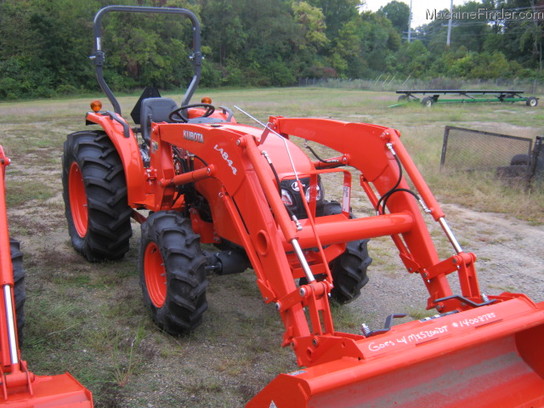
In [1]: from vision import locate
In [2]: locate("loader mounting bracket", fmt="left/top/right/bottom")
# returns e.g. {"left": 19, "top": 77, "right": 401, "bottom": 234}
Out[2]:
{"left": 434, "top": 294, "right": 498, "bottom": 309}
{"left": 362, "top": 313, "right": 407, "bottom": 337}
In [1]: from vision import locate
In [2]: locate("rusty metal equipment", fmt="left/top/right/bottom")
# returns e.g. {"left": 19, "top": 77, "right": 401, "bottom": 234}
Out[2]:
{"left": 441, "top": 126, "right": 544, "bottom": 185}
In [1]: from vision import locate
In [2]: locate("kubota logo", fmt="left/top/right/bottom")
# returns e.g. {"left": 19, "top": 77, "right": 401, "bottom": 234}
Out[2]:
{"left": 183, "top": 130, "right": 204, "bottom": 143}
{"left": 214, "top": 144, "right": 237, "bottom": 175}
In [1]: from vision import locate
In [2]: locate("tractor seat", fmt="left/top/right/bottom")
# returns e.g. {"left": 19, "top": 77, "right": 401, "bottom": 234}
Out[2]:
{"left": 140, "top": 97, "right": 178, "bottom": 143}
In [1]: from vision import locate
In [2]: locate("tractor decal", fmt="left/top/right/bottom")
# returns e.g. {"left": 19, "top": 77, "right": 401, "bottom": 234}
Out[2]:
{"left": 214, "top": 144, "right": 238, "bottom": 175}
{"left": 183, "top": 130, "right": 204, "bottom": 143}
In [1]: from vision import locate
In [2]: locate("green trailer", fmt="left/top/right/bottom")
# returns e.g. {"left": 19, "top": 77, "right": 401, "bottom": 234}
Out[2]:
{"left": 394, "top": 89, "right": 539, "bottom": 107}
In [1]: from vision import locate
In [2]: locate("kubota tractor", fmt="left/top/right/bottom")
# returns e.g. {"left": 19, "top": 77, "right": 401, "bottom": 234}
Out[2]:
{"left": 0, "top": 145, "right": 93, "bottom": 407}
{"left": 63, "top": 5, "right": 544, "bottom": 407}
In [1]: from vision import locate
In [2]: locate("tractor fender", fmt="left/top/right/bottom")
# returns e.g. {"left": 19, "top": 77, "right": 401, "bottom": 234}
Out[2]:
{"left": 85, "top": 111, "right": 148, "bottom": 206}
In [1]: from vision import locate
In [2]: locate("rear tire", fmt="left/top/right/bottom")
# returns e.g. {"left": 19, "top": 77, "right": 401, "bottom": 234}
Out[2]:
{"left": 62, "top": 130, "right": 132, "bottom": 261}
{"left": 139, "top": 211, "right": 208, "bottom": 335}
{"left": 10, "top": 239, "right": 25, "bottom": 345}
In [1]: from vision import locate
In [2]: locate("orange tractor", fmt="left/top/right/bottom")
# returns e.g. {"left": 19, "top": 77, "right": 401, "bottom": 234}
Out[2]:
{"left": 63, "top": 5, "right": 544, "bottom": 407}
{"left": 0, "top": 145, "right": 93, "bottom": 407}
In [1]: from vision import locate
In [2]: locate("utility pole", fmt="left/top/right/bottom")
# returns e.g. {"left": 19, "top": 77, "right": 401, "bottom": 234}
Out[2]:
{"left": 530, "top": 0, "right": 542, "bottom": 72}
{"left": 407, "top": 0, "right": 412, "bottom": 43}
{"left": 446, "top": 0, "right": 453, "bottom": 46}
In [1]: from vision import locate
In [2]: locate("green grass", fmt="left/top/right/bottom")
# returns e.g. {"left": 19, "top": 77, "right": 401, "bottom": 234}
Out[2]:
{"left": 1, "top": 87, "right": 542, "bottom": 407}
{"left": 5, "top": 179, "right": 55, "bottom": 206}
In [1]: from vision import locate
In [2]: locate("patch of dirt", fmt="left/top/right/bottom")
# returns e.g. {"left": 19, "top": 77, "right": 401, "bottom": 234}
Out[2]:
{"left": 2, "top": 98, "right": 542, "bottom": 407}
{"left": 443, "top": 203, "right": 544, "bottom": 301}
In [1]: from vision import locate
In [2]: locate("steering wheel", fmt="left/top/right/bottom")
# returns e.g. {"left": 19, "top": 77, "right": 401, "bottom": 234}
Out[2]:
{"left": 169, "top": 103, "right": 215, "bottom": 123}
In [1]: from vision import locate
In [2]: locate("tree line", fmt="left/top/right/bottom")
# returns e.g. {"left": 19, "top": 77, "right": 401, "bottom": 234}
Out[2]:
{"left": 0, "top": 0, "right": 542, "bottom": 99}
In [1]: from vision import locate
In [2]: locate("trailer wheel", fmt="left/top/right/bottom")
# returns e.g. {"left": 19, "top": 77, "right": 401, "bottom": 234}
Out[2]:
{"left": 316, "top": 201, "right": 372, "bottom": 304}
{"left": 526, "top": 97, "right": 538, "bottom": 107}
{"left": 139, "top": 211, "right": 208, "bottom": 335}
{"left": 10, "top": 239, "right": 25, "bottom": 345}
{"left": 421, "top": 96, "right": 434, "bottom": 107}
{"left": 62, "top": 130, "right": 132, "bottom": 261}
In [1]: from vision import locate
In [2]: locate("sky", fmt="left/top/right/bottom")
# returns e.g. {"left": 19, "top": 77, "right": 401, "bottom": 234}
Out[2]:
{"left": 361, "top": 0, "right": 468, "bottom": 28}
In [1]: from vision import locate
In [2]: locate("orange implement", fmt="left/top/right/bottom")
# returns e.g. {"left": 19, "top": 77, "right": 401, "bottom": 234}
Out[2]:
{"left": 248, "top": 295, "right": 544, "bottom": 408}
{"left": 0, "top": 146, "right": 93, "bottom": 407}
{"left": 0, "top": 370, "right": 93, "bottom": 407}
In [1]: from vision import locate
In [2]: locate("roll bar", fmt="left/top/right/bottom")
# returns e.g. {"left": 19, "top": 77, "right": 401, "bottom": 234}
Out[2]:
{"left": 91, "top": 5, "right": 202, "bottom": 115}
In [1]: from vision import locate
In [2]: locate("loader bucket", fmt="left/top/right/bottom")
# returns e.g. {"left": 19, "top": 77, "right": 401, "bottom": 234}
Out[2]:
{"left": 1, "top": 371, "right": 93, "bottom": 407}
{"left": 247, "top": 296, "right": 544, "bottom": 408}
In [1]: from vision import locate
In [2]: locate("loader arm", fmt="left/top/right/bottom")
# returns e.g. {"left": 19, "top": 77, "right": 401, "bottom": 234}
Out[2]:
{"left": 268, "top": 117, "right": 474, "bottom": 311}
{"left": 149, "top": 117, "right": 544, "bottom": 407}
{"left": 152, "top": 117, "right": 480, "bottom": 359}
{"left": 0, "top": 146, "right": 93, "bottom": 406}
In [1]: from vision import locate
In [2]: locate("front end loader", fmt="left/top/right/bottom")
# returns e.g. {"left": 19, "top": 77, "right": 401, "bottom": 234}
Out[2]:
{"left": 63, "top": 5, "right": 544, "bottom": 407}
{"left": 0, "top": 145, "right": 93, "bottom": 407}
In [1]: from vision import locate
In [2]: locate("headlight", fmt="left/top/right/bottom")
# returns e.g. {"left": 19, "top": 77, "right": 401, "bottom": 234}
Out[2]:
{"left": 281, "top": 189, "right": 294, "bottom": 206}
{"left": 305, "top": 183, "right": 322, "bottom": 202}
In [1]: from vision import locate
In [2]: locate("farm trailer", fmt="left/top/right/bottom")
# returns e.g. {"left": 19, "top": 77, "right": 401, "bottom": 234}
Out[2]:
{"left": 395, "top": 89, "right": 539, "bottom": 107}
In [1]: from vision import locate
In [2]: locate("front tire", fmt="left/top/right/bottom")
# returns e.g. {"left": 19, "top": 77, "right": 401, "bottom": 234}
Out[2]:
{"left": 62, "top": 130, "right": 132, "bottom": 261}
{"left": 139, "top": 211, "right": 208, "bottom": 335}
{"left": 329, "top": 240, "right": 371, "bottom": 304}
{"left": 316, "top": 201, "right": 372, "bottom": 304}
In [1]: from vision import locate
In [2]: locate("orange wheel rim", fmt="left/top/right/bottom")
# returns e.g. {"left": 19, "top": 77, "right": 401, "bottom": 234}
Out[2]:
{"left": 144, "top": 242, "right": 166, "bottom": 308}
{"left": 68, "top": 162, "right": 88, "bottom": 237}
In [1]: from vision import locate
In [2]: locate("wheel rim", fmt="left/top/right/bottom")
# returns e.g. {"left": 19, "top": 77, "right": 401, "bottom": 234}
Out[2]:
{"left": 68, "top": 162, "right": 88, "bottom": 237}
{"left": 144, "top": 242, "right": 167, "bottom": 308}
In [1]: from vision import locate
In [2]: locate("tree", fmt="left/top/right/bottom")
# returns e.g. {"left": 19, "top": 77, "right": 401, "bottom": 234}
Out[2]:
{"left": 199, "top": 0, "right": 247, "bottom": 68}
{"left": 0, "top": 0, "right": 99, "bottom": 98}
{"left": 329, "top": 11, "right": 401, "bottom": 78}
{"left": 0, "top": 0, "right": 543, "bottom": 99}
{"left": 449, "top": 1, "right": 492, "bottom": 52}
{"left": 378, "top": 1, "right": 410, "bottom": 37}
{"left": 307, "top": 0, "right": 362, "bottom": 38}
{"left": 291, "top": 1, "right": 329, "bottom": 51}
{"left": 101, "top": 0, "right": 197, "bottom": 90}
